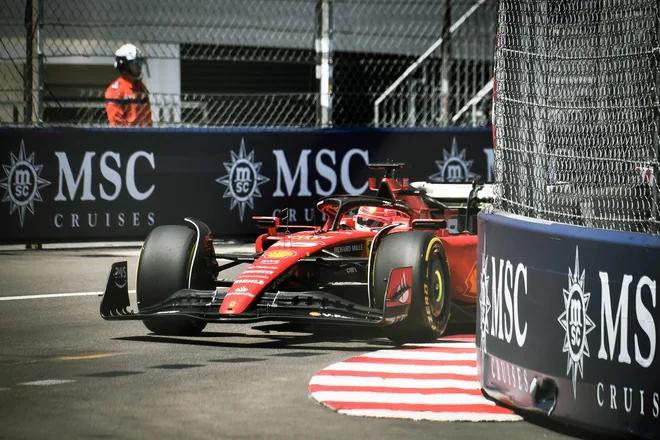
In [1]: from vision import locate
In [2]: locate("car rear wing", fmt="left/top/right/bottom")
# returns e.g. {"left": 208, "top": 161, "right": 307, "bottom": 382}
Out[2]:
{"left": 409, "top": 181, "right": 494, "bottom": 205}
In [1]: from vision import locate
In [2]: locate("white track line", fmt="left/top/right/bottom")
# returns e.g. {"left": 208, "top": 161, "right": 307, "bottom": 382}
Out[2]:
{"left": 339, "top": 409, "right": 522, "bottom": 422}
{"left": 18, "top": 380, "right": 76, "bottom": 386}
{"left": 0, "top": 291, "right": 135, "bottom": 301}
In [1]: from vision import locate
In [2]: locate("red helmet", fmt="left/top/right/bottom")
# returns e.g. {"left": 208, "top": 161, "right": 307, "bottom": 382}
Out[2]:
{"left": 355, "top": 206, "right": 408, "bottom": 231}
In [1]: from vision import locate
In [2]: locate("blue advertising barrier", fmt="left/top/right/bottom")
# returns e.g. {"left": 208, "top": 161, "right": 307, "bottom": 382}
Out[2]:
{"left": 476, "top": 209, "right": 660, "bottom": 439}
{"left": 0, "top": 127, "right": 494, "bottom": 243}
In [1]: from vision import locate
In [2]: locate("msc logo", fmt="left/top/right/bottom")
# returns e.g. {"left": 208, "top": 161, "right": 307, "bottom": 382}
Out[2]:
{"left": 263, "top": 250, "right": 296, "bottom": 259}
{"left": 215, "top": 138, "right": 270, "bottom": 221}
{"left": 558, "top": 246, "right": 596, "bottom": 399}
{"left": 429, "top": 137, "right": 480, "bottom": 183}
{"left": 0, "top": 139, "right": 51, "bottom": 227}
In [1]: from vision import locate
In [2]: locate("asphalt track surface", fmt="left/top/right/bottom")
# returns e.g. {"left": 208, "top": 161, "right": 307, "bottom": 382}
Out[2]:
{"left": 0, "top": 241, "right": 613, "bottom": 440}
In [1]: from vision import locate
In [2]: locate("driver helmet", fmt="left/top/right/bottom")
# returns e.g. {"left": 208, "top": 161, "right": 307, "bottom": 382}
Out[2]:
{"left": 114, "top": 43, "right": 146, "bottom": 80}
{"left": 355, "top": 206, "right": 407, "bottom": 231}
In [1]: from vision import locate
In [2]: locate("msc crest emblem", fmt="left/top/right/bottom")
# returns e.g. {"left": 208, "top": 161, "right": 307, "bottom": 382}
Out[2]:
{"left": 0, "top": 139, "right": 51, "bottom": 227}
{"left": 216, "top": 138, "right": 270, "bottom": 222}
{"left": 429, "top": 137, "right": 480, "bottom": 183}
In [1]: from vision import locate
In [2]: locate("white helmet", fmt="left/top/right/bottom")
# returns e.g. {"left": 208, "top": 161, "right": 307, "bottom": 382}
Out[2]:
{"left": 114, "top": 43, "right": 145, "bottom": 71}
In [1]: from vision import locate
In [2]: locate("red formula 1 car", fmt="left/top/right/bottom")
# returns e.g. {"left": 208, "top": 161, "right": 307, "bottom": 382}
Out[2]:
{"left": 100, "top": 163, "right": 492, "bottom": 343}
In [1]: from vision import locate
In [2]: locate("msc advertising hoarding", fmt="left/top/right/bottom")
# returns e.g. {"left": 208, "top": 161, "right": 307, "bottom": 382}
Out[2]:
{"left": 476, "top": 210, "right": 660, "bottom": 439}
{"left": 0, "top": 127, "right": 494, "bottom": 242}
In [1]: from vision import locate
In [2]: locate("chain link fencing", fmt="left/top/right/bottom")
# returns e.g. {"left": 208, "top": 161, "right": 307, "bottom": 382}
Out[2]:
{"left": 0, "top": 0, "right": 496, "bottom": 128}
{"left": 366, "top": 0, "right": 497, "bottom": 128}
{"left": 493, "top": 0, "right": 660, "bottom": 234}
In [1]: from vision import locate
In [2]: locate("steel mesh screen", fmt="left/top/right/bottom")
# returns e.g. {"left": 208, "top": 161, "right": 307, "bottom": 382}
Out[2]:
{"left": 1, "top": 0, "right": 496, "bottom": 128}
{"left": 493, "top": 0, "right": 660, "bottom": 234}
{"left": 365, "top": 0, "right": 497, "bottom": 128}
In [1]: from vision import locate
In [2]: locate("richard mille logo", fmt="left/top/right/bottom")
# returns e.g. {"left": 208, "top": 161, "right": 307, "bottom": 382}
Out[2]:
{"left": 0, "top": 140, "right": 51, "bottom": 227}
{"left": 429, "top": 137, "right": 480, "bottom": 183}
{"left": 215, "top": 138, "right": 270, "bottom": 221}
{"left": 558, "top": 246, "right": 596, "bottom": 399}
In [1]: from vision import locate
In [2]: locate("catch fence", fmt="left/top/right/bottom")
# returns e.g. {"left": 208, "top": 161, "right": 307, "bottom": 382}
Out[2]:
{"left": 493, "top": 0, "right": 660, "bottom": 234}
{"left": 0, "top": 0, "right": 496, "bottom": 128}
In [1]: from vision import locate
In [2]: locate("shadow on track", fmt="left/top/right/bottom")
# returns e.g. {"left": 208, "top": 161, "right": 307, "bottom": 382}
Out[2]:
{"left": 115, "top": 321, "right": 479, "bottom": 352}
{"left": 113, "top": 320, "right": 630, "bottom": 440}
{"left": 511, "top": 411, "right": 632, "bottom": 440}
{"left": 116, "top": 324, "right": 392, "bottom": 352}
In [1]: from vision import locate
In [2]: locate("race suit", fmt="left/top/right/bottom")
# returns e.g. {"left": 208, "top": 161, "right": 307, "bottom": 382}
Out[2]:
{"left": 104, "top": 76, "right": 153, "bottom": 127}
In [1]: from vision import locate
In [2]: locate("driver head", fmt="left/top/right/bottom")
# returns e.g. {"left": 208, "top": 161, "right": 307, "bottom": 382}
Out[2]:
{"left": 355, "top": 206, "right": 408, "bottom": 231}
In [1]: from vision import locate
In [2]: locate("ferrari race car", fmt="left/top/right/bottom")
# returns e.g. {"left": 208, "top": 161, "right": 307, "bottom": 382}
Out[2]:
{"left": 100, "top": 163, "right": 493, "bottom": 343}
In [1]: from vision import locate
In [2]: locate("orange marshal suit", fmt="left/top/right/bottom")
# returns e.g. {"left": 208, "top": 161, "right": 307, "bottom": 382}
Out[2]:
{"left": 104, "top": 77, "right": 153, "bottom": 127}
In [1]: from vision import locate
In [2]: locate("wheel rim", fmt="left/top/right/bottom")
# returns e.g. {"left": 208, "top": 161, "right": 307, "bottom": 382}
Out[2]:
{"left": 429, "top": 254, "right": 445, "bottom": 318}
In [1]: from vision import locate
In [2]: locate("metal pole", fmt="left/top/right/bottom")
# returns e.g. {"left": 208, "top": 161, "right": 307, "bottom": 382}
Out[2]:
{"left": 440, "top": 0, "right": 452, "bottom": 126}
{"left": 316, "top": 0, "right": 333, "bottom": 127}
{"left": 35, "top": 0, "right": 43, "bottom": 124}
{"left": 24, "top": 0, "right": 33, "bottom": 124}
{"left": 407, "top": 77, "right": 416, "bottom": 127}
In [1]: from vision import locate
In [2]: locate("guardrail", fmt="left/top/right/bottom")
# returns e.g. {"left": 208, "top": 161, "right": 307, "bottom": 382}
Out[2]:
{"left": 476, "top": 209, "right": 660, "bottom": 439}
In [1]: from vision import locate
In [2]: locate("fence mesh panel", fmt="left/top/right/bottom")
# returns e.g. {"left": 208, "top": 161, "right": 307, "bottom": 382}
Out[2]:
{"left": 0, "top": 0, "right": 497, "bottom": 128}
{"left": 493, "top": 0, "right": 660, "bottom": 234}
{"left": 362, "top": 0, "right": 498, "bottom": 128}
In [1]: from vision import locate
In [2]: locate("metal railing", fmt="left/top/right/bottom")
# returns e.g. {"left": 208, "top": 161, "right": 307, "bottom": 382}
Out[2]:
{"left": 373, "top": 0, "right": 492, "bottom": 127}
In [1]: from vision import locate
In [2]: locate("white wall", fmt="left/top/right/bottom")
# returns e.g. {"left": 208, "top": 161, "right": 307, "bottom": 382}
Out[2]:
{"left": 142, "top": 44, "right": 181, "bottom": 124}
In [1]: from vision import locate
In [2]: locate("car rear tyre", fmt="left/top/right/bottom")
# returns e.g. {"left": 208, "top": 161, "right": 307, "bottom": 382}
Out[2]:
{"left": 373, "top": 231, "right": 451, "bottom": 344}
{"left": 137, "top": 225, "right": 210, "bottom": 336}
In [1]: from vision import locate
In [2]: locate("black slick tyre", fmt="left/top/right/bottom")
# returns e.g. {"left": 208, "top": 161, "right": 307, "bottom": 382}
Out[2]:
{"left": 137, "top": 225, "right": 209, "bottom": 336}
{"left": 373, "top": 231, "right": 451, "bottom": 344}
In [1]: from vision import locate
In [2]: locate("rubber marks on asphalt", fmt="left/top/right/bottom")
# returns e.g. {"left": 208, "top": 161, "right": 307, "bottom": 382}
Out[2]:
{"left": 309, "top": 335, "right": 522, "bottom": 422}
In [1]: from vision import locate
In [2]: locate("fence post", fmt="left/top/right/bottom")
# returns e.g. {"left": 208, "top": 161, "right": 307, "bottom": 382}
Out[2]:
{"left": 440, "top": 0, "right": 452, "bottom": 126}
{"left": 23, "top": 0, "right": 41, "bottom": 125}
{"left": 36, "top": 0, "right": 43, "bottom": 124}
{"left": 316, "top": 0, "right": 333, "bottom": 127}
{"left": 23, "top": 0, "right": 33, "bottom": 124}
